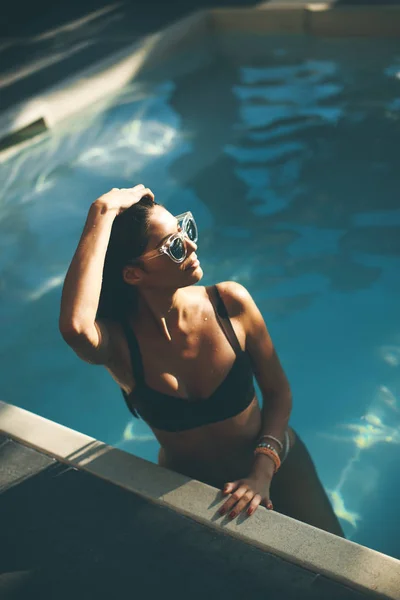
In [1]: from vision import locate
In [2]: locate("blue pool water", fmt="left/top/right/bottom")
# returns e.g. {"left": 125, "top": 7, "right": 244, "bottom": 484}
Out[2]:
{"left": 1, "top": 34, "right": 400, "bottom": 557}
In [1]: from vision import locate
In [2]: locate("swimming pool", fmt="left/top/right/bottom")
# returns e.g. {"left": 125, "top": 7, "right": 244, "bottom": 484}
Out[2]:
{"left": 1, "top": 32, "right": 399, "bottom": 557}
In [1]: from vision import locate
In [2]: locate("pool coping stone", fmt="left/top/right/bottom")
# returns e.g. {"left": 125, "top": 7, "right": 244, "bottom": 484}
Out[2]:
{"left": 0, "top": 400, "right": 399, "bottom": 600}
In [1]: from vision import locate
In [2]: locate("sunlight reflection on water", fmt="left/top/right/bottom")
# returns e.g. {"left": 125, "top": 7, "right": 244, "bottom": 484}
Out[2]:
{"left": 324, "top": 364, "right": 400, "bottom": 534}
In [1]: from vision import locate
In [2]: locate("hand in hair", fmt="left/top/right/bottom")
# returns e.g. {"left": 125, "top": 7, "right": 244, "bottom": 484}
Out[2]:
{"left": 95, "top": 184, "right": 154, "bottom": 215}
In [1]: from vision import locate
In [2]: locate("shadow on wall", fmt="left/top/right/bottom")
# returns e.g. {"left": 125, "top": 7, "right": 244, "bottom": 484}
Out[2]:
{"left": 0, "top": 1, "right": 196, "bottom": 123}
{"left": 0, "top": 0, "right": 260, "bottom": 38}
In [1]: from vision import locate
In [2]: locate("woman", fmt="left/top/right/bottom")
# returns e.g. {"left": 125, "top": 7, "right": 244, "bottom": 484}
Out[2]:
{"left": 59, "top": 184, "right": 343, "bottom": 536}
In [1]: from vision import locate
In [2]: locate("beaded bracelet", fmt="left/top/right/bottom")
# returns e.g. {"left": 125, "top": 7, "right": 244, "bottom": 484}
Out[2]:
{"left": 254, "top": 447, "right": 281, "bottom": 472}
{"left": 258, "top": 434, "right": 283, "bottom": 452}
{"left": 257, "top": 442, "right": 278, "bottom": 452}
{"left": 254, "top": 446, "right": 281, "bottom": 473}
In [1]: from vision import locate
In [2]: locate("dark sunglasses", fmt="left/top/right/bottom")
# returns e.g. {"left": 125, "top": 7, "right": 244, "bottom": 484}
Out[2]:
{"left": 141, "top": 211, "right": 198, "bottom": 264}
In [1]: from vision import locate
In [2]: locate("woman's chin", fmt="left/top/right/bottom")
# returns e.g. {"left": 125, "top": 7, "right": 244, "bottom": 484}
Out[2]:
{"left": 185, "top": 264, "right": 203, "bottom": 283}
{"left": 191, "top": 265, "right": 204, "bottom": 281}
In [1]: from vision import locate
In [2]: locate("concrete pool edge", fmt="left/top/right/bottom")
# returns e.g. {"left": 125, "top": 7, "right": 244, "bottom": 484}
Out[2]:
{"left": 1, "top": 400, "right": 399, "bottom": 599}
{"left": 1, "top": 3, "right": 400, "bottom": 159}
{"left": 216, "top": 3, "right": 400, "bottom": 37}
{"left": 0, "top": 8, "right": 213, "bottom": 159}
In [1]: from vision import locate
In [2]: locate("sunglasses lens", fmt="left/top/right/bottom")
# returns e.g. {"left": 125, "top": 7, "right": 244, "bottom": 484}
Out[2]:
{"left": 169, "top": 237, "right": 185, "bottom": 261}
{"left": 185, "top": 218, "right": 198, "bottom": 242}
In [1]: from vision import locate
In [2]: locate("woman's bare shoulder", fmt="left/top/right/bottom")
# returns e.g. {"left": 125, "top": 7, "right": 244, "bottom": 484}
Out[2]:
{"left": 212, "top": 281, "right": 253, "bottom": 318}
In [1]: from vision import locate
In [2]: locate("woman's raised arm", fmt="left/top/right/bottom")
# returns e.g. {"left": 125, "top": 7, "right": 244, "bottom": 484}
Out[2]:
{"left": 59, "top": 185, "right": 153, "bottom": 364}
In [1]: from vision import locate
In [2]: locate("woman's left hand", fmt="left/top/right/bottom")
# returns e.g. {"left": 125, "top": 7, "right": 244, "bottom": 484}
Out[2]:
{"left": 218, "top": 475, "right": 273, "bottom": 519}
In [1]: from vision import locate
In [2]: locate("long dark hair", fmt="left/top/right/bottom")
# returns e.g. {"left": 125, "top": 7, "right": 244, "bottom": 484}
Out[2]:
{"left": 97, "top": 194, "right": 157, "bottom": 321}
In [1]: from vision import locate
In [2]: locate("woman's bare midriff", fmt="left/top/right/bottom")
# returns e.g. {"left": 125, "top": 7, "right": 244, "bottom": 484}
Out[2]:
{"left": 155, "top": 395, "right": 264, "bottom": 488}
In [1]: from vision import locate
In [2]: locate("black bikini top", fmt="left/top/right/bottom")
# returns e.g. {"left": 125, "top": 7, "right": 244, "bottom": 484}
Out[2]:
{"left": 120, "top": 285, "right": 255, "bottom": 432}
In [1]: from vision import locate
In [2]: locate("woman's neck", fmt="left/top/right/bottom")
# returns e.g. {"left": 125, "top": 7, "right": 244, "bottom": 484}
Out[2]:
{"left": 136, "top": 287, "right": 193, "bottom": 341}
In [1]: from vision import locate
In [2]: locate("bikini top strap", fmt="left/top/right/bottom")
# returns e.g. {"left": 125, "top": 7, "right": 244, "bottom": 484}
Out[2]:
{"left": 120, "top": 317, "right": 145, "bottom": 385}
{"left": 210, "top": 285, "right": 243, "bottom": 356}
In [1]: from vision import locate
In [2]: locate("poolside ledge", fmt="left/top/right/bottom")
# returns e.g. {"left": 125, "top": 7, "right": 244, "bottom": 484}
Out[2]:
{"left": 1, "top": 400, "right": 399, "bottom": 599}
